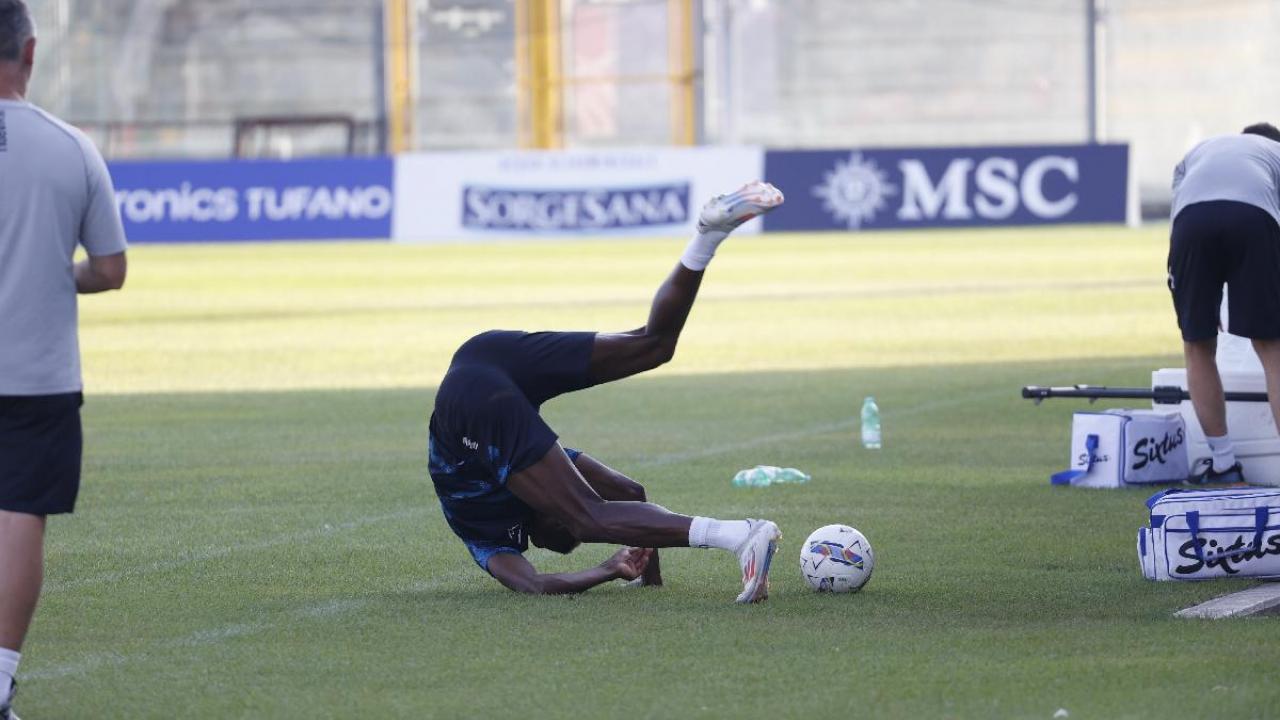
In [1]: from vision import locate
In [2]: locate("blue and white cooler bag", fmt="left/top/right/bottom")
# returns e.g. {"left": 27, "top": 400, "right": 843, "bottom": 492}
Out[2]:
{"left": 1138, "top": 487, "right": 1280, "bottom": 580}
{"left": 1051, "top": 409, "right": 1189, "bottom": 488}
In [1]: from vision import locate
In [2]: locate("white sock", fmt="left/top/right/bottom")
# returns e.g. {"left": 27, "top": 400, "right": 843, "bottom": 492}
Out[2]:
{"left": 1206, "top": 434, "right": 1236, "bottom": 472}
{"left": 688, "top": 517, "right": 751, "bottom": 551}
{"left": 679, "top": 230, "right": 730, "bottom": 272}
{"left": 0, "top": 647, "right": 19, "bottom": 699}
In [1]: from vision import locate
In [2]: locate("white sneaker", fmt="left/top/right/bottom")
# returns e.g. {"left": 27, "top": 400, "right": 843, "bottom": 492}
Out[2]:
{"left": 734, "top": 519, "right": 781, "bottom": 604}
{"left": 696, "top": 181, "right": 785, "bottom": 235}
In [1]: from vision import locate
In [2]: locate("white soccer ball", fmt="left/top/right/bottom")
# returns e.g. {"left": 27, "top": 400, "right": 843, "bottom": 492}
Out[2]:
{"left": 799, "top": 524, "right": 874, "bottom": 593}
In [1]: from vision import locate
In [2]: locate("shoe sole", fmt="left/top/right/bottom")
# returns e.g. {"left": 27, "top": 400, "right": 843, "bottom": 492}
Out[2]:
{"left": 735, "top": 527, "right": 780, "bottom": 604}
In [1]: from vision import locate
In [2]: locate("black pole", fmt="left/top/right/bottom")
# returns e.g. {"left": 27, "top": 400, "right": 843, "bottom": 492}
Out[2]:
{"left": 1021, "top": 385, "right": 1270, "bottom": 405}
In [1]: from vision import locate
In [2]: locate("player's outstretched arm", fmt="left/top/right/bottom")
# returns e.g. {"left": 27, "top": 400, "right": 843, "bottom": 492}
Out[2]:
{"left": 487, "top": 547, "right": 651, "bottom": 595}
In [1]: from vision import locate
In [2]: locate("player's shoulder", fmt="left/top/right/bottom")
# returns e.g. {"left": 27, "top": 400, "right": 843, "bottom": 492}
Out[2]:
{"left": 14, "top": 102, "right": 88, "bottom": 146}
{"left": 1185, "top": 134, "right": 1232, "bottom": 156}
{"left": 1192, "top": 133, "right": 1275, "bottom": 157}
{"left": 10, "top": 102, "right": 106, "bottom": 170}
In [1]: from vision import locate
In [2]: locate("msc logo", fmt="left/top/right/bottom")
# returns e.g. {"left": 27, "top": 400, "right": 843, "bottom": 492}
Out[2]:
{"left": 812, "top": 152, "right": 1081, "bottom": 229}
{"left": 462, "top": 183, "right": 689, "bottom": 232}
{"left": 813, "top": 152, "right": 896, "bottom": 229}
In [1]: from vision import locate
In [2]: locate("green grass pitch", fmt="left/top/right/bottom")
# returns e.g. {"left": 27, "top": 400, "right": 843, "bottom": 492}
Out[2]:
{"left": 25, "top": 226, "right": 1280, "bottom": 718}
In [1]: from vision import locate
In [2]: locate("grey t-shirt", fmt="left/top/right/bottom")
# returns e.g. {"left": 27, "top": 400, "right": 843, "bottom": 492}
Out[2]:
{"left": 0, "top": 99, "right": 127, "bottom": 395}
{"left": 1171, "top": 134, "right": 1280, "bottom": 227}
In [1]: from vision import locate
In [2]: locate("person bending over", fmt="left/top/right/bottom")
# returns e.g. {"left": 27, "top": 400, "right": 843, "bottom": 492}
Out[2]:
{"left": 1168, "top": 122, "right": 1280, "bottom": 484}
{"left": 429, "top": 181, "right": 785, "bottom": 603}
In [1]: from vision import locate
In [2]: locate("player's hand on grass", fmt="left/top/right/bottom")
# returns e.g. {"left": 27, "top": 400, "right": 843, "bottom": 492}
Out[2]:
{"left": 604, "top": 547, "right": 651, "bottom": 581}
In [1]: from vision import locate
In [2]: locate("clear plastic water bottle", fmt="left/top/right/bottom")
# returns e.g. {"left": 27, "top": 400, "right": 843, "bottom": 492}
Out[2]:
{"left": 731, "top": 465, "right": 811, "bottom": 487}
{"left": 732, "top": 466, "right": 774, "bottom": 487}
{"left": 772, "top": 467, "right": 811, "bottom": 484}
{"left": 861, "top": 396, "right": 882, "bottom": 449}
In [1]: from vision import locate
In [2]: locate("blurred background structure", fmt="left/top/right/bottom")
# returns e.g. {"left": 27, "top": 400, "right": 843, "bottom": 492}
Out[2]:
{"left": 23, "top": 0, "right": 1280, "bottom": 209}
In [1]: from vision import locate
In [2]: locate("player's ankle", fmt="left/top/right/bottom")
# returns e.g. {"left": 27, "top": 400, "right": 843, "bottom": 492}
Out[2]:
{"left": 688, "top": 516, "right": 751, "bottom": 551}
{"left": 680, "top": 232, "right": 728, "bottom": 271}
{"left": 1206, "top": 434, "right": 1236, "bottom": 472}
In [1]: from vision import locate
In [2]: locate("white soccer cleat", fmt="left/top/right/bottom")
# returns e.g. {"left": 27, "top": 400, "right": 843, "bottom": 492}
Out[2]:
{"left": 696, "top": 181, "right": 785, "bottom": 235}
{"left": 734, "top": 519, "right": 781, "bottom": 604}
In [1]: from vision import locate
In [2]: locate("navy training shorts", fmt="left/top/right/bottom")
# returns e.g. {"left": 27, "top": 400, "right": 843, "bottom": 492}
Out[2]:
{"left": 429, "top": 331, "right": 597, "bottom": 569}
{"left": 0, "top": 392, "right": 83, "bottom": 515}
{"left": 1169, "top": 200, "right": 1280, "bottom": 341}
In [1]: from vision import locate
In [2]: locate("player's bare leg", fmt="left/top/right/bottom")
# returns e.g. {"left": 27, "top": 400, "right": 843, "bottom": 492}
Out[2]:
{"left": 508, "top": 448, "right": 779, "bottom": 603}
{"left": 1251, "top": 338, "right": 1280, "bottom": 436}
{"left": 511, "top": 449, "right": 690, "bottom": 546}
{"left": 588, "top": 181, "right": 784, "bottom": 385}
{"left": 1183, "top": 338, "right": 1246, "bottom": 482}
{"left": 1185, "top": 339, "right": 1227, "bottom": 437}
{"left": 573, "top": 453, "right": 663, "bottom": 585}
{"left": 0, "top": 510, "right": 44, "bottom": 714}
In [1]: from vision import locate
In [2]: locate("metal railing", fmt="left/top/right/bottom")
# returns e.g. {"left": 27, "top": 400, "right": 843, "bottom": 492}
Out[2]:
{"left": 72, "top": 118, "right": 384, "bottom": 160}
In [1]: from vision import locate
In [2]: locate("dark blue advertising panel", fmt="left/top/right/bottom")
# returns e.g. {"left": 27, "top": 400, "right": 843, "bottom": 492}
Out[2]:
{"left": 109, "top": 157, "right": 394, "bottom": 242}
{"left": 763, "top": 144, "right": 1128, "bottom": 232}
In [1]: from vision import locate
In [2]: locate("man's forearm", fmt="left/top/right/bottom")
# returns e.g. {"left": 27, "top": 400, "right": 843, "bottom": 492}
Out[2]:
{"left": 74, "top": 255, "right": 126, "bottom": 294}
{"left": 530, "top": 564, "right": 622, "bottom": 595}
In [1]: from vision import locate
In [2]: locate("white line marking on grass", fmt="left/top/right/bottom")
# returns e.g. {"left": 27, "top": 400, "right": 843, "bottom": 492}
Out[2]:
{"left": 44, "top": 508, "right": 426, "bottom": 594}
{"left": 1174, "top": 582, "right": 1280, "bottom": 619}
{"left": 178, "top": 623, "right": 267, "bottom": 647}
{"left": 23, "top": 652, "right": 132, "bottom": 681}
{"left": 638, "top": 419, "right": 856, "bottom": 468}
{"left": 298, "top": 598, "right": 367, "bottom": 618}
{"left": 24, "top": 583, "right": 453, "bottom": 682}
{"left": 634, "top": 388, "right": 994, "bottom": 469}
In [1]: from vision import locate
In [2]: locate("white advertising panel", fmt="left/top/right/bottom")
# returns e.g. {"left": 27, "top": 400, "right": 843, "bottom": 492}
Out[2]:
{"left": 393, "top": 146, "right": 765, "bottom": 242}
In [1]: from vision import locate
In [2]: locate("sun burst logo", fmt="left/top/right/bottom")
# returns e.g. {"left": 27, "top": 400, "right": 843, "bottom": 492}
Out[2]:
{"left": 812, "top": 152, "right": 896, "bottom": 229}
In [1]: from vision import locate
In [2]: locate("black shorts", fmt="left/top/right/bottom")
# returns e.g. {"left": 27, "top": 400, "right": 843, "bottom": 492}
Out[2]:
{"left": 429, "top": 332, "right": 598, "bottom": 566}
{"left": 430, "top": 330, "right": 597, "bottom": 483}
{"left": 1168, "top": 200, "right": 1280, "bottom": 341}
{"left": 0, "top": 392, "right": 84, "bottom": 515}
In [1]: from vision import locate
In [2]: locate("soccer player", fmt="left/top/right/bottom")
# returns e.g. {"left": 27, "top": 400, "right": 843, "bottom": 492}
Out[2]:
{"left": 429, "top": 181, "right": 785, "bottom": 602}
{"left": 0, "top": 2, "right": 128, "bottom": 717}
{"left": 1168, "top": 122, "right": 1280, "bottom": 484}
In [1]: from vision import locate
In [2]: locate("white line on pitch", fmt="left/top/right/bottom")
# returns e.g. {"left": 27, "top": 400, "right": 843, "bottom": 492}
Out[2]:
{"left": 26, "top": 579, "right": 450, "bottom": 681}
{"left": 632, "top": 387, "right": 997, "bottom": 469}
{"left": 43, "top": 508, "right": 426, "bottom": 594}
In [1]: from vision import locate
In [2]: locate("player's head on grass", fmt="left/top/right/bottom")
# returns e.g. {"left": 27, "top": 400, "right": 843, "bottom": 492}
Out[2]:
{"left": 529, "top": 514, "right": 581, "bottom": 555}
{"left": 1242, "top": 122, "right": 1280, "bottom": 143}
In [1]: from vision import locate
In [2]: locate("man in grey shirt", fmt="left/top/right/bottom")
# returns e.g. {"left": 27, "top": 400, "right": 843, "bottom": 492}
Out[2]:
{"left": 1168, "top": 122, "right": 1280, "bottom": 484}
{"left": 0, "top": 2, "right": 127, "bottom": 716}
